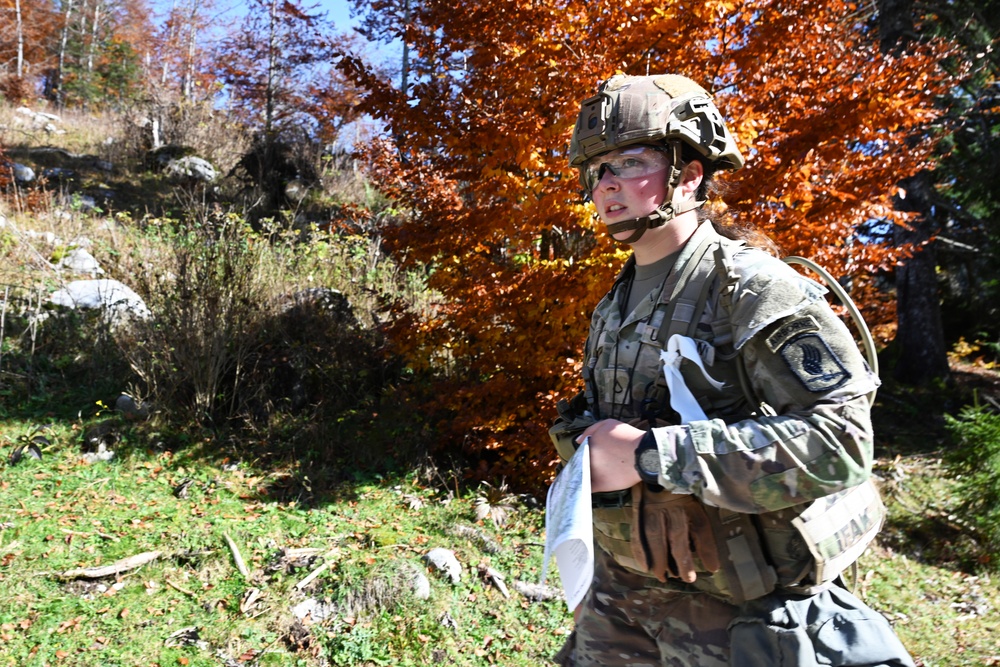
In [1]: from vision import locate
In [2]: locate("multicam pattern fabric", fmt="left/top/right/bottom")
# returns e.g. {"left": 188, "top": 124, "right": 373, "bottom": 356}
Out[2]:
{"left": 556, "top": 548, "right": 734, "bottom": 667}
{"left": 556, "top": 549, "right": 916, "bottom": 667}
{"left": 585, "top": 223, "right": 878, "bottom": 522}
{"left": 556, "top": 222, "right": 909, "bottom": 665}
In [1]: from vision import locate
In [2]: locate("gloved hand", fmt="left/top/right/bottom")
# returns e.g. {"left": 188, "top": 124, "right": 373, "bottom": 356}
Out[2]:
{"left": 630, "top": 483, "right": 722, "bottom": 583}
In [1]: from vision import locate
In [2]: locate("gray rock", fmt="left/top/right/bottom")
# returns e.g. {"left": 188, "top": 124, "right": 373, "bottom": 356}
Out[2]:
{"left": 423, "top": 548, "right": 462, "bottom": 585}
{"left": 409, "top": 568, "right": 431, "bottom": 600}
{"left": 14, "top": 107, "right": 61, "bottom": 128}
{"left": 165, "top": 156, "right": 217, "bottom": 182}
{"left": 115, "top": 394, "right": 151, "bottom": 420}
{"left": 148, "top": 144, "right": 195, "bottom": 167}
{"left": 81, "top": 442, "right": 115, "bottom": 464}
{"left": 12, "top": 163, "right": 35, "bottom": 184}
{"left": 48, "top": 279, "right": 151, "bottom": 322}
{"left": 291, "top": 597, "right": 336, "bottom": 621}
{"left": 285, "top": 179, "right": 310, "bottom": 202}
{"left": 512, "top": 580, "right": 563, "bottom": 602}
{"left": 56, "top": 248, "right": 104, "bottom": 276}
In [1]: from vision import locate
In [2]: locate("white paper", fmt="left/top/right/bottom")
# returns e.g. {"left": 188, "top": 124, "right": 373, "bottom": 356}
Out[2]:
{"left": 540, "top": 438, "right": 594, "bottom": 612}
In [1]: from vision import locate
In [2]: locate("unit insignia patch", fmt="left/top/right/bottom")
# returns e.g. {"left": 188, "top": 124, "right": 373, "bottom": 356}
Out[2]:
{"left": 780, "top": 334, "right": 850, "bottom": 392}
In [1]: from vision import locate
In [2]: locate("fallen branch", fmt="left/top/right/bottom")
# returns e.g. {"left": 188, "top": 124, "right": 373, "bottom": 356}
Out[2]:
{"left": 165, "top": 578, "right": 198, "bottom": 597}
{"left": 223, "top": 533, "right": 250, "bottom": 578}
{"left": 54, "top": 550, "right": 162, "bottom": 580}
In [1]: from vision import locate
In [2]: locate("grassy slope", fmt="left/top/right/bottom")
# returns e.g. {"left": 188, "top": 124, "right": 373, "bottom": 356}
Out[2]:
{"left": 0, "top": 432, "right": 571, "bottom": 666}
{"left": 2, "top": 407, "right": 999, "bottom": 666}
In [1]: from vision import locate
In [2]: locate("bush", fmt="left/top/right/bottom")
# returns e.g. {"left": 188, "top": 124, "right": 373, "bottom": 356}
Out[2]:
{"left": 101, "top": 209, "right": 433, "bottom": 483}
{"left": 944, "top": 400, "right": 1000, "bottom": 567}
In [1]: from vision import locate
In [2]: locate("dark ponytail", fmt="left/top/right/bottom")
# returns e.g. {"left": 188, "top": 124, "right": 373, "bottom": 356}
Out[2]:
{"left": 680, "top": 145, "right": 780, "bottom": 256}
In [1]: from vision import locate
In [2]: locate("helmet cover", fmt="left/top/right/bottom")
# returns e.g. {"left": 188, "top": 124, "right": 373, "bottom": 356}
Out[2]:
{"left": 569, "top": 74, "right": 744, "bottom": 189}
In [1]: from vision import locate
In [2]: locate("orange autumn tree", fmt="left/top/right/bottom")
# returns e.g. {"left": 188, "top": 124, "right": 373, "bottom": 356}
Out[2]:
{"left": 0, "top": 0, "right": 60, "bottom": 98}
{"left": 344, "top": 0, "right": 953, "bottom": 491}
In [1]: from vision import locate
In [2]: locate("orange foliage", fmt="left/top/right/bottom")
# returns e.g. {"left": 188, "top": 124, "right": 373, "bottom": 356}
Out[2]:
{"left": 0, "top": 0, "right": 61, "bottom": 97}
{"left": 344, "top": 0, "right": 955, "bottom": 491}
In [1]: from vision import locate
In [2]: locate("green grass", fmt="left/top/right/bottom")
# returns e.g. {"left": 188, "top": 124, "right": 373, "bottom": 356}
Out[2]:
{"left": 865, "top": 453, "right": 1000, "bottom": 666}
{"left": 4, "top": 429, "right": 1000, "bottom": 666}
{"left": 0, "top": 434, "right": 571, "bottom": 666}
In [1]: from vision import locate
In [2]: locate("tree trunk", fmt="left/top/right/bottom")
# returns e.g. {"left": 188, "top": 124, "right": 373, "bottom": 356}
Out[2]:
{"left": 15, "top": 0, "right": 23, "bottom": 78}
{"left": 878, "top": 0, "right": 951, "bottom": 384}
{"left": 401, "top": 0, "right": 410, "bottom": 93}
{"left": 893, "top": 172, "right": 951, "bottom": 383}
{"left": 161, "top": 0, "right": 177, "bottom": 85}
{"left": 56, "top": 0, "right": 76, "bottom": 107}
{"left": 182, "top": 0, "right": 201, "bottom": 99}
{"left": 265, "top": 0, "right": 279, "bottom": 136}
{"left": 87, "top": 0, "right": 101, "bottom": 75}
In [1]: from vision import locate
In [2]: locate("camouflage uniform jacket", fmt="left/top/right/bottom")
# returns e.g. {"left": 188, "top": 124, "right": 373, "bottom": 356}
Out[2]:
{"left": 583, "top": 221, "right": 881, "bottom": 595}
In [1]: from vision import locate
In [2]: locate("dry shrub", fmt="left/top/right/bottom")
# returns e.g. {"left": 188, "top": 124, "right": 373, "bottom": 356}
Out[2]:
{"left": 0, "top": 76, "right": 34, "bottom": 105}
{"left": 114, "top": 212, "right": 287, "bottom": 419}
{"left": 115, "top": 93, "right": 250, "bottom": 175}
{"left": 110, "top": 211, "right": 399, "bottom": 430}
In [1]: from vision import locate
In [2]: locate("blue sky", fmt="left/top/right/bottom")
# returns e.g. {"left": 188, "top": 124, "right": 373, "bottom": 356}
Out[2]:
{"left": 316, "top": 0, "right": 358, "bottom": 30}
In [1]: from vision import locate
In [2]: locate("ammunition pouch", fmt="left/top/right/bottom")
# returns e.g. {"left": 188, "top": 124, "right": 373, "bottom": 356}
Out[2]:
{"left": 698, "top": 506, "right": 779, "bottom": 605}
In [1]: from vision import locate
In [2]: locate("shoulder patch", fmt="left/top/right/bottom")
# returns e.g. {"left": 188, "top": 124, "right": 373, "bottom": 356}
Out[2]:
{"left": 765, "top": 315, "right": 820, "bottom": 352}
{"left": 780, "top": 333, "right": 851, "bottom": 392}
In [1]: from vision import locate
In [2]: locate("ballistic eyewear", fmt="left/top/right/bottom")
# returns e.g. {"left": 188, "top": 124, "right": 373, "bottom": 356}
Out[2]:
{"left": 583, "top": 145, "right": 671, "bottom": 192}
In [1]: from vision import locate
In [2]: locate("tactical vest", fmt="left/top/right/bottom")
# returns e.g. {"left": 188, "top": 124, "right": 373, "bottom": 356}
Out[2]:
{"left": 584, "top": 222, "right": 885, "bottom": 604}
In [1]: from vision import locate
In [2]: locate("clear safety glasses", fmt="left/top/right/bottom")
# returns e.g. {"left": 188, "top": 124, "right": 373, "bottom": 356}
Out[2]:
{"left": 582, "top": 145, "right": 671, "bottom": 192}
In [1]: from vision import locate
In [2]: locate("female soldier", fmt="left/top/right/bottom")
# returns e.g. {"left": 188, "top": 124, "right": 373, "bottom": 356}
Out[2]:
{"left": 550, "top": 73, "right": 914, "bottom": 667}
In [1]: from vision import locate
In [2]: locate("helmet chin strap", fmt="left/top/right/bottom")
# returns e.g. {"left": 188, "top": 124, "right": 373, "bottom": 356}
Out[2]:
{"left": 604, "top": 197, "right": 705, "bottom": 244}
{"left": 601, "top": 143, "right": 704, "bottom": 245}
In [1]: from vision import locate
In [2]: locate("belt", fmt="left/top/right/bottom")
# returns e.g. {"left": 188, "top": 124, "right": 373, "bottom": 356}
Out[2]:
{"left": 592, "top": 489, "right": 632, "bottom": 508}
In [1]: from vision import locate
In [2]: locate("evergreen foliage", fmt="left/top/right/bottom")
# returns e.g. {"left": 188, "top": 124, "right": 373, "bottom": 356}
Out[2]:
{"left": 944, "top": 400, "right": 1000, "bottom": 566}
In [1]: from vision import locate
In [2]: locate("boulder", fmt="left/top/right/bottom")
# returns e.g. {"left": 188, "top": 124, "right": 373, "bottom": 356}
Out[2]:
{"left": 12, "top": 163, "right": 35, "bottom": 184}
{"left": 56, "top": 247, "right": 104, "bottom": 276}
{"left": 115, "top": 394, "right": 151, "bottom": 420}
{"left": 165, "top": 156, "right": 217, "bottom": 183}
{"left": 147, "top": 144, "right": 196, "bottom": 168}
{"left": 423, "top": 548, "right": 462, "bottom": 585}
{"left": 48, "top": 279, "right": 151, "bottom": 323}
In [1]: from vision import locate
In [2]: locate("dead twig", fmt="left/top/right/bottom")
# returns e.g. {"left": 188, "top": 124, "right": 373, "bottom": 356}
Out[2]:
{"left": 223, "top": 532, "right": 250, "bottom": 578}
{"left": 293, "top": 548, "right": 340, "bottom": 591}
{"left": 165, "top": 578, "right": 198, "bottom": 597}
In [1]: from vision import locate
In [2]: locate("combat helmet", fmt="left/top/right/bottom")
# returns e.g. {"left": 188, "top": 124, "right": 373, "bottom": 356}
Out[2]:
{"left": 569, "top": 74, "right": 744, "bottom": 243}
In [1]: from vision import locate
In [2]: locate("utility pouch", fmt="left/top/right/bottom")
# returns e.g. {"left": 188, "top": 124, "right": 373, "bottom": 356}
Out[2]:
{"left": 548, "top": 392, "right": 595, "bottom": 462}
{"left": 701, "top": 506, "right": 778, "bottom": 605}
